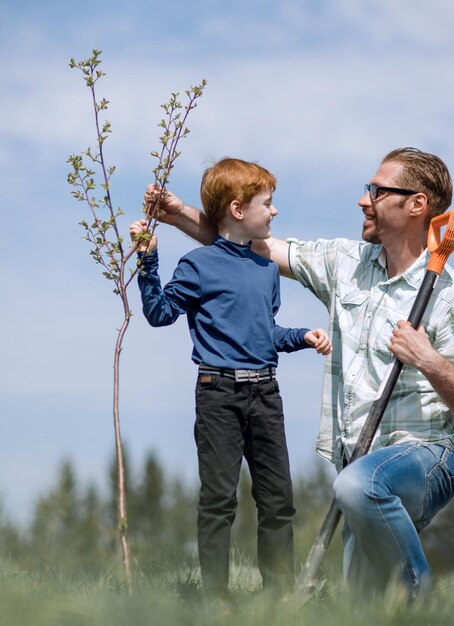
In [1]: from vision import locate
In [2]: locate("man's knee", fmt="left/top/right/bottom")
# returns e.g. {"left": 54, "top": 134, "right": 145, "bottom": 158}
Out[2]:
{"left": 333, "top": 464, "right": 370, "bottom": 516}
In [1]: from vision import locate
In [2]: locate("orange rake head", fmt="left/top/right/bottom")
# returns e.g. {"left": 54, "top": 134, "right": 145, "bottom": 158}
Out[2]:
{"left": 427, "top": 210, "right": 454, "bottom": 275}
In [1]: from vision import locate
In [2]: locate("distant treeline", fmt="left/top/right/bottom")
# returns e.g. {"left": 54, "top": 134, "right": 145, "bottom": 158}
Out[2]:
{"left": 1, "top": 451, "right": 453, "bottom": 582}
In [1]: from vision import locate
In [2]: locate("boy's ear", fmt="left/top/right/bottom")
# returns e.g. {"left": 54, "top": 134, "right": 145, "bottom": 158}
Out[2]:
{"left": 229, "top": 200, "right": 244, "bottom": 221}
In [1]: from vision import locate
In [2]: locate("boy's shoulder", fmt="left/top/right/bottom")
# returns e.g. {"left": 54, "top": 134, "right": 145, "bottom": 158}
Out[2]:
{"left": 180, "top": 241, "right": 278, "bottom": 271}
{"left": 250, "top": 250, "right": 279, "bottom": 271}
{"left": 180, "top": 243, "right": 216, "bottom": 263}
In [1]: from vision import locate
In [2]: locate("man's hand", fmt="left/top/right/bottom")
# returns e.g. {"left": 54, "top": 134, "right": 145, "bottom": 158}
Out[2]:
{"left": 304, "top": 328, "right": 333, "bottom": 355}
{"left": 129, "top": 219, "right": 157, "bottom": 252}
{"left": 389, "top": 319, "right": 454, "bottom": 411}
{"left": 144, "top": 184, "right": 185, "bottom": 225}
{"left": 388, "top": 321, "right": 433, "bottom": 368}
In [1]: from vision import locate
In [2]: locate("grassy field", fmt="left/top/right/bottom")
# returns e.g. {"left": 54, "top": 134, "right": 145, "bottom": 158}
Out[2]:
{"left": 2, "top": 561, "right": 454, "bottom": 626}
{"left": 2, "top": 459, "right": 453, "bottom": 625}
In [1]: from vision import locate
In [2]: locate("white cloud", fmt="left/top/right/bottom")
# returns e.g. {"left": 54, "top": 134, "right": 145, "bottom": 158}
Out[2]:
{"left": 3, "top": 23, "right": 454, "bottom": 189}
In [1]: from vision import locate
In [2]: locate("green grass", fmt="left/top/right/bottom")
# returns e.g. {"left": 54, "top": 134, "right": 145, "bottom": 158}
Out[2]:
{"left": 2, "top": 562, "right": 454, "bottom": 626}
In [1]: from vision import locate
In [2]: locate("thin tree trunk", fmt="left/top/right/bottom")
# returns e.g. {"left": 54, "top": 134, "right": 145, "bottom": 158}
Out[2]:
{"left": 112, "top": 291, "right": 132, "bottom": 591}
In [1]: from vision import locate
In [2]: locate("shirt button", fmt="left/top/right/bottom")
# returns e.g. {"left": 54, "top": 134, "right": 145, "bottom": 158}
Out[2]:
{"left": 360, "top": 344, "right": 366, "bottom": 350}
{"left": 367, "top": 312, "right": 372, "bottom": 318}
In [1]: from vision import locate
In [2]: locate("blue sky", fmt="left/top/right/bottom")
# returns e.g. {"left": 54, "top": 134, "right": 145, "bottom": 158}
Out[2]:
{"left": 2, "top": 0, "right": 454, "bottom": 523}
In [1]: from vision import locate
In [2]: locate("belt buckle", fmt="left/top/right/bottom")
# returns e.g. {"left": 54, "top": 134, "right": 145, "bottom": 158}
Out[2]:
{"left": 234, "top": 369, "right": 245, "bottom": 382}
{"left": 234, "top": 369, "right": 260, "bottom": 382}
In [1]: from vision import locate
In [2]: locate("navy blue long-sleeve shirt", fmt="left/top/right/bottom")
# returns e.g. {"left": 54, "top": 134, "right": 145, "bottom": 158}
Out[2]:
{"left": 138, "top": 236, "right": 310, "bottom": 369}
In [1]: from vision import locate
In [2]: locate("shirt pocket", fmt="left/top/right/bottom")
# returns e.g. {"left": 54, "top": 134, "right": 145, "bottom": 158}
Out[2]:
{"left": 373, "top": 310, "right": 403, "bottom": 358}
{"left": 335, "top": 282, "right": 369, "bottom": 332}
{"left": 373, "top": 313, "right": 434, "bottom": 389}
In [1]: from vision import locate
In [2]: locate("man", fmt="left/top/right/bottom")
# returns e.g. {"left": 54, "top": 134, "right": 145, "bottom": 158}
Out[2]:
{"left": 147, "top": 148, "right": 454, "bottom": 599}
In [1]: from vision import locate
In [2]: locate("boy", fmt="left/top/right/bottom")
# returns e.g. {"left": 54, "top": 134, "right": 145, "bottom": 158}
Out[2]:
{"left": 130, "top": 158, "right": 331, "bottom": 599}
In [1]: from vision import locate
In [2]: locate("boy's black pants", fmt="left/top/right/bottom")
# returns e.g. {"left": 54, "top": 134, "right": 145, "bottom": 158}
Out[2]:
{"left": 194, "top": 374, "right": 295, "bottom": 595}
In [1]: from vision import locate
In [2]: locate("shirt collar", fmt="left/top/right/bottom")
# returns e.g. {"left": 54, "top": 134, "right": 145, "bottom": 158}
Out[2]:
{"left": 371, "top": 245, "right": 428, "bottom": 288}
{"left": 369, "top": 244, "right": 385, "bottom": 268}
{"left": 213, "top": 235, "right": 252, "bottom": 258}
{"left": 399, "top": 249, "right": 429, "bottom": 288}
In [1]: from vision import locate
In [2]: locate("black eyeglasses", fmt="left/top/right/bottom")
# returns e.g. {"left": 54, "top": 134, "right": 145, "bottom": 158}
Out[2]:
{"left": 364, "top": 184, "right": 418, "bottom": 201}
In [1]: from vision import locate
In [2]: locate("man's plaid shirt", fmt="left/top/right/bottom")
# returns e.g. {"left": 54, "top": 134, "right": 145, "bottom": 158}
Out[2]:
{"left": 288, "top": 237, "right": 454, "bottom": 467}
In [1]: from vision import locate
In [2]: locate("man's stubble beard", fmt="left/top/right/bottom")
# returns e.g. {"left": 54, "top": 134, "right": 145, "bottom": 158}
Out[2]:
{"left": 362, "top": 228, "right": 382, "bottom": 245}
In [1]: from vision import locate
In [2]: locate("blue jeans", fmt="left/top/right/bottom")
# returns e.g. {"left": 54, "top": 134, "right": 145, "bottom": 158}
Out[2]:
{"left": 333, "top": 442, "right": 454, "bottom": 598}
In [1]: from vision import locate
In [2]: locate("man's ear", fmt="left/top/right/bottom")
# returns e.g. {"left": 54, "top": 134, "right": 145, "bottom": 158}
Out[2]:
{"left": 229, "top": 200, "right": 244, "bottom": 221}
{"left": 409, "top": 192, "right": 429, "bottom": 218}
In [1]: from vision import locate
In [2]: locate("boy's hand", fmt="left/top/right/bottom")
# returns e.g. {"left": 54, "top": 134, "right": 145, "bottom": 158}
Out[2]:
{"left": 304, "top": 328, "right": 333, "bottom": 356}
{"left": 129, "top": 219, "right": 157, "bottom": 252}
{"left": 144, "top": 184, "right": 185, "bottom": 225}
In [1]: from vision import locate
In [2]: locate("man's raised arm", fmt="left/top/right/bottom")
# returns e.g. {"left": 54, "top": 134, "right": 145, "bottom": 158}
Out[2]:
{"left": 147, "top": 184, "right": 294, "bottom": 278}
{"left": 146, "top": 185, "right": 217, "bottom": 246}
{"left": 251, "top": 237, "right": 294, "bottom": 278}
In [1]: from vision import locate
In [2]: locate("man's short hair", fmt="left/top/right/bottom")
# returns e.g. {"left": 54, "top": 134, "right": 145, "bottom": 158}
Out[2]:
{"left": 382, "top": 147, "right": 452, "bottom": 219}
{"left": 200, "top": 157, "right": 277, "bottom": 225}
